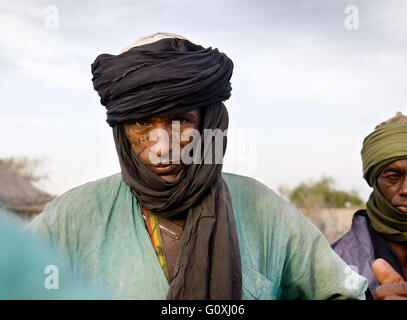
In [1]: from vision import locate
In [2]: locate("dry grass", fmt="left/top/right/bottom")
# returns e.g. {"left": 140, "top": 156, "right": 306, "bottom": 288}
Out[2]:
{"left": 301, "top": 208, "right": 356, "bottom": 244}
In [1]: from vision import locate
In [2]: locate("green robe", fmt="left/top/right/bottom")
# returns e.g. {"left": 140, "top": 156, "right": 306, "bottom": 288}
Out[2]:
{"left": 0, "top": 208, "right": 110, "bottom": 299}
{"left": 27, "top": 173, "right": 367, "bottom": 299}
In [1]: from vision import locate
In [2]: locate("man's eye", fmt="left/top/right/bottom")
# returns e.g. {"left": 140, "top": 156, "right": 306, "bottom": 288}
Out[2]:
{"left": 179, "top": 119, "right": 192, "bottom": 125}
{"left": 134, "top": 120, "right": 151, "bottom": 126}
{"left": 386, "top": 174, "right": 401, "bottom": 180}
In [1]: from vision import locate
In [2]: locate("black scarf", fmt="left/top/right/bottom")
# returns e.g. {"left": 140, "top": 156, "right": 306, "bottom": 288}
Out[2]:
{"left": 92, "top": 37, "right": 242, "bottom": 299}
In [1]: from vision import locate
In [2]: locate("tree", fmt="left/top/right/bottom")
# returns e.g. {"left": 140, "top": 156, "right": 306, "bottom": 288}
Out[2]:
{"left": 0, "top": 156, "right": 49, "bottom": 183}
{"left": 279, "top": 176, "right": 364, "bottom": 211}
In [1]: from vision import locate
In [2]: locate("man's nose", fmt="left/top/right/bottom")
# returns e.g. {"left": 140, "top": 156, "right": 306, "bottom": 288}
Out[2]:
{"left": 399, "top": 176, "right": 407, "bottom": 196}
{"left": 153, "top": 128, "right": 172, "bottom": 158}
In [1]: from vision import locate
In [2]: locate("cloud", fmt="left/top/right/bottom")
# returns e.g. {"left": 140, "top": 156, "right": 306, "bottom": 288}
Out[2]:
{"left": 14, "top": 59, "right": 90, "bottom": 90}
{"left": 239, "top": 41, "right": 407, "bottom": 112}
{"left": 0, "top": 1, "right": 97, "bottom": 90}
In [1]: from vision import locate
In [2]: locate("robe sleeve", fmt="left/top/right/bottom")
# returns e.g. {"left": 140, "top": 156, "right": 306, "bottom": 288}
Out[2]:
{"left": 279, "top": 203, "right": 368, "bottom": 300}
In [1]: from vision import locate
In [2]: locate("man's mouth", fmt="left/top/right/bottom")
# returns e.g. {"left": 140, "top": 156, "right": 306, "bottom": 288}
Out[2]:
{"left": 396, "top": 205, "right": 407, "bottom": 213}
{"left": 151, "top": 163, "right": 180, "bottom": 175}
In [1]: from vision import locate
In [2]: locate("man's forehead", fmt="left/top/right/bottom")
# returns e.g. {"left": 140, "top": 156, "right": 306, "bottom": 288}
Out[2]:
{"left": 382, "top": 159, "right": 407, "bottom": 172}
{"left": 141, "top": 109, "right": 200, "bottom": 120}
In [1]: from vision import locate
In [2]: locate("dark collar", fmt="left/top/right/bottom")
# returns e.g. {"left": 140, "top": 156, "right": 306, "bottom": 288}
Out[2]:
{"left": 363, "top": 211, "right": 406, "bottom": 280}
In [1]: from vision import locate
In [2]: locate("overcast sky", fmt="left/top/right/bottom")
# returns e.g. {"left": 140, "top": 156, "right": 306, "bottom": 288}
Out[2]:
{"left": 1, "top": 0, "right": 406, "bottom": 201}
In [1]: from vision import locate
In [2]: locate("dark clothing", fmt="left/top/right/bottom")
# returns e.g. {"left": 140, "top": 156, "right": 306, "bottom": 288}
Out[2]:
{"left": 91, "top": 38, "right": 233, "bottom": 127}
{"left": 366, "top": 215, "right": 405, "bottom": 279}
{"left": 332, "top": 210, "right": 405, "bottom": 299}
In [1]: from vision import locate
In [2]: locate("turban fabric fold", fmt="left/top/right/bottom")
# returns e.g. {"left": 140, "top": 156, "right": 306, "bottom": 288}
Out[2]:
{"left": 362, "top": 121, "right": 407, "bottom": 187}
{"left": 91, "top": 37, "right": 233, "bottom": 126}
{"left": 361, "top": 119, "right": 407, "bottom": 242}
{"left": 91, "top": 35, "right": 242, "bottom": 299}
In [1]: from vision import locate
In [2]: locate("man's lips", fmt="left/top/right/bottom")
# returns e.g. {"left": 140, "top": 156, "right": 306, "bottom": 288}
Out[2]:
{"left": 150, "top": 163, "right": 181, "bottom": 175}
{"left": 396, "top": 205, "right": 407, "bottom": 213}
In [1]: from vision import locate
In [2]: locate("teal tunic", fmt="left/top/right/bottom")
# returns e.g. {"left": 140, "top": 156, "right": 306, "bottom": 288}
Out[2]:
{"left": 0, "top": 208, "right": 110, "bottom": 299}
{"left": 27, "top": 173, "right": 367, "bottom": 299}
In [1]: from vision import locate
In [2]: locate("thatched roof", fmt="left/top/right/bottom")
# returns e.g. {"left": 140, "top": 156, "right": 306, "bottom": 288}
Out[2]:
{"left": 0, "top": 162, "right": 54, "bottom": 217}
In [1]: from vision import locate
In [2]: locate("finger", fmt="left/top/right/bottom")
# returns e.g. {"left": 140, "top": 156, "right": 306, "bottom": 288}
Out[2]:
{"left": 374, "top": 283, "right": 407, "bottom": 300}
{"left": 384, "top": 296, "right": 407, "bottom": 300}
{"left": 372, "top": 258, "right": 404, "bottom": 284}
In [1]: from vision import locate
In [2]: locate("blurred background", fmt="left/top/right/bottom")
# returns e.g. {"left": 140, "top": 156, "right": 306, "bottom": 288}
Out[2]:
{"left": 1, "top": 0, "right": 406, "bottom": 242}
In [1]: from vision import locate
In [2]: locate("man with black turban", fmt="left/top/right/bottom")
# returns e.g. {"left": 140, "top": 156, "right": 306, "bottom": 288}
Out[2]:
{"left": 27, "top": 33, "right": 367, "bottom": 300}
{"left": 333, "top": 112, "right": 407, "bottom": 300}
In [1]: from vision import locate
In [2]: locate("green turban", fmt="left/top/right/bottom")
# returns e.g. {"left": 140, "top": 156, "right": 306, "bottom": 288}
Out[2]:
{"left": 361, "top": 113, "right": 407, "bottom": 241}
{"left": 362, "top": 120, "right": 407, "bottom": 187}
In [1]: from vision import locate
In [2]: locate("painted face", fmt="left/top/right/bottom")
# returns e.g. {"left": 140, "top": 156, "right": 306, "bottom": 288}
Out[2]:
{"left": 377, "top": 159, "right": 407, "bottom": 213}
{"left": 124, "top": 109, "right": 201, "bottom": 183}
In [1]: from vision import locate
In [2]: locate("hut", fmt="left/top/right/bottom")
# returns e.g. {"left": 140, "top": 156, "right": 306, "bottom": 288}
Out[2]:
{"left": 0, "top": 162, "right": 54, "bottom": 220}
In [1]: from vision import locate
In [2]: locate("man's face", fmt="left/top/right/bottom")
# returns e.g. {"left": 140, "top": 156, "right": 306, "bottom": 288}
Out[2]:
{"left": 124, "top": 109, "right": 201, "bottom": 183}
{"left": 377, "top": 159, "right": 407, "bottom": 213}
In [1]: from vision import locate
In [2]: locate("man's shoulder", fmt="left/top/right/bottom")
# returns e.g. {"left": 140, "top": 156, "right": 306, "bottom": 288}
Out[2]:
{"left": 61, "top": 173, "right": 123, "bottom": 197}
{"left": 332, "top": 210, "right": 370, "bottom": 250}
{"left": 331, "top": 210, "right": 374, "bottom": 265}
{"left": 39, "top": 173, "right": 124, "bottom": 223}
{"left": 26, "top": 173, "right": 131, "bottom": 251}
{"left": 222, "top": 172, "right": 280, "bottom": 201}
{"left": 331, "top": 210, "right": 377, "bottom": 293}
{"left": 55, "top": 173, "right": 122, "bottom": 201}
{"left": 222, "top": 172, "right": 301, "bottom": 222}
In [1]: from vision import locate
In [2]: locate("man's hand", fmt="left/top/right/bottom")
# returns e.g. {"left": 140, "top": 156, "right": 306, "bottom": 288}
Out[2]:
{"left": 372, "top": 258, "right": 407, "bottom": 300}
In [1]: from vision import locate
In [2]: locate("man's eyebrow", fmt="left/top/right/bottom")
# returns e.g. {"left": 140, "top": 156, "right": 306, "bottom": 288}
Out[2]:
{"left": 382, "top": 167, "right": 403, "bottom": 174}
{"left": 171, "top": 112, "right": 199, "bottom": 120}
{"left": 131, "top": 117, "right": 150, "bottom": 123}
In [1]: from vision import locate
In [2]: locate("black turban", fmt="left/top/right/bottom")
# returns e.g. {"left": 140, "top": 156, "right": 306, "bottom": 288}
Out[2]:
{"left": 91, "top": 36, "right": 242, "bottom": 300}
{"left": 91, "top": 37, "right": 233, "bottom": 126}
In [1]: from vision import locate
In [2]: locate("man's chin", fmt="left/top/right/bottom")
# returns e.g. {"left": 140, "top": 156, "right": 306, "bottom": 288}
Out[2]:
{"left": 148, "top": 164, "right": 184, "bottom": 182}
{"left": 395, "top": 205, "right": 407, "bottom": 213}
{"left": 158, "top": 171, "right": 184, "bottom": 183}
